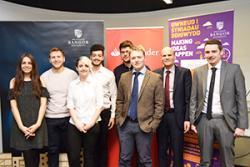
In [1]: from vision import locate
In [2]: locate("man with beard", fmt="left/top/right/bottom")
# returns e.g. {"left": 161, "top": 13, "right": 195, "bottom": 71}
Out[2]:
{"left": 113, "top": 40, "right": 134, "bottom": 85}
{"left": 90, "top": 44, "right": 117, "bottom": 167}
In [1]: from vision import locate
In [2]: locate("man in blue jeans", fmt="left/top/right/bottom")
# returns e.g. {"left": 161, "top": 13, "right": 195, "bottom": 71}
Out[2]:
{"left": 41, "top": 47, "right": 77, "bottom": 167}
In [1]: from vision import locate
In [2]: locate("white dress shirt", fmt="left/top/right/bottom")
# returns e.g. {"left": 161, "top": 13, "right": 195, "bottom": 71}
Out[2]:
{"left": 163, "top": 65, "right": 175, "bottom": 108}
{"left": 67, "top": 75, "right": 104, "bottom": 125}
{"left": 202, "top": 60, "right": 223, "bottom": 115}
{"left": 91, "top": 66, "right": 117, "bottom": 118}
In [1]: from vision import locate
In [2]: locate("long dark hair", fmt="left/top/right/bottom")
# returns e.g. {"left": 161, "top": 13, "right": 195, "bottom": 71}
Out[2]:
{"left": 13, "top": 53, "right": 42, "bottom": 98}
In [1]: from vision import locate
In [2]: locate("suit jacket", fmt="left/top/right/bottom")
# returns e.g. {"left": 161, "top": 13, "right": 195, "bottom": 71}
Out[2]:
{"left": 190, "top": 61, "right": 248, "bottom": 131}
{"left": 116, "top": 70, "right": 164, "bottom": 133}
{"left": 155, "top": 65, "right": 192, "bottom": 130}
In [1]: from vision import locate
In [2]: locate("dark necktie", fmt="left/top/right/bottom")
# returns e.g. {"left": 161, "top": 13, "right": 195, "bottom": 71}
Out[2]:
{"left": 129, "top": 72, "right": 140, "bottom": 120}
{"left": 207, "top": 67, "right": 217, "bottom": 120}
{"left": 165, "top": 71, "right": 171, "bottom": 111}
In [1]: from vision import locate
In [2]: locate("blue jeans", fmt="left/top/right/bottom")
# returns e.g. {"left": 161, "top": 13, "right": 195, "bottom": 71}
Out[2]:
{"left": 46, "top": 117, "right": 70, "bottom": 167}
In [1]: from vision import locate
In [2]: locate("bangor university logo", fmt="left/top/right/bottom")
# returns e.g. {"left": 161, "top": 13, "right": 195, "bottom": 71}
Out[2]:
{"left": 216, "top": 21, "right": 224, "bottom": 30}
{"left": 74, "top": 29, "right": 83, "bottom": 38}
{"left": 68, "top": 29, "right": 89, "bottom": 47}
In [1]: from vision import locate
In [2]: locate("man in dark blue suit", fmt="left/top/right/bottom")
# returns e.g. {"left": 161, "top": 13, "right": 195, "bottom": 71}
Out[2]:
{"left": 155, "top": 47, "right": 192, "bottom": 167}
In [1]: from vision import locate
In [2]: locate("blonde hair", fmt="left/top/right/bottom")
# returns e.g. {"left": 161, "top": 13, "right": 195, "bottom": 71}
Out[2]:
{"left": 131, "top": 45, "right": 146, "bottom": 56}
{"left": 75, "top": 56, "right": 92, "bottom": 69}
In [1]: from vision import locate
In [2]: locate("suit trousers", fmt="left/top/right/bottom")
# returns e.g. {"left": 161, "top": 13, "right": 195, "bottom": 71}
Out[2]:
{"left": 68, "top": 123, "right": 99, "bottom": 167}
{"left": 197, "top": 114, "right": 235, "bottom": 167}
{"left": 157, "top": 112, "right": 184, "bottom": 167}
{"left": 117, "top": 119, "right": 153, "bottom": 167}
{"left": 95, "top": 109, "right": 111, "bottom": 167}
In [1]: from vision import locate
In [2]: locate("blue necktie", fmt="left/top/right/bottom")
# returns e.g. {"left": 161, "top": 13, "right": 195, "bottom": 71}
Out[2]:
{"left": 207, "top": 67, "right": 217, "bottom": 120}
{"left": 129, "top": 72, "right": 140, "bottom": 120}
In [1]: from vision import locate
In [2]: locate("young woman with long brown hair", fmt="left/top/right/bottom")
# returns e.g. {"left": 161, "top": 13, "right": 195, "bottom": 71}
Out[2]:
{"left": 9, "top": 53, "right": 49, "bottom": 167}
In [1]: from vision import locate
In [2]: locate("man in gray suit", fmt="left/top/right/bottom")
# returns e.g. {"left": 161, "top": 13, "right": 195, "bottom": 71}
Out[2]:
{"left": 116, "top": 45, "right": 164, "bottom": 167}
{"left": 190, "top": 39, "right": 248, "bottom": 167}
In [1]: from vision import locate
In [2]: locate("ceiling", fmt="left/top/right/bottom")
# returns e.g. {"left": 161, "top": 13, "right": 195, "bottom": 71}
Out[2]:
{"left": 3, "top": 0, "right": 228, "bottom": 13}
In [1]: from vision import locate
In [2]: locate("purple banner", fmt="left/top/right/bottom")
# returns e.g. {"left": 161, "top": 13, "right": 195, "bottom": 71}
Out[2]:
{"left": 168, "top": 11, "right": 234, "bottom": 69}
{"left": 168, "top": 11, "right": 234, "bottom": 166}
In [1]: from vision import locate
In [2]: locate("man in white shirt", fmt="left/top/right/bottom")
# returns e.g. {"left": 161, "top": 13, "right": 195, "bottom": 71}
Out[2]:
{"left": 90, "top": 44, "right": 117, "bottom": 167}
{"left": 41, "top": 47, "right": 77, "bottom": 167}
{"left": 154, "top": 47, "right": 192, "bottom": 167}
{"left": 190, "top": 39, "right": 248, "bottom": 167}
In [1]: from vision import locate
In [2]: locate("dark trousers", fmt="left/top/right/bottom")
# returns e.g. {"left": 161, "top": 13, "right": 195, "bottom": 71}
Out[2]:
{"left": 95, "top": 109, "right": 111, "bottom": 167}
{"left": 197, "top": 114, "right": 234, "bottom": 167}
{"left": 46, "top": 117, "right": 69, "bottom": 167}
{"left": 68, "top": 123, "right": 100, "bottom": 167}
{"left": 157, "top": 112, "right": 184, "bottom": 167}
{"left": 23, "top": 149, "right": 40, "bottom": 167}
{"left": 117, "top": 119, "right": 152, "bottom": 167}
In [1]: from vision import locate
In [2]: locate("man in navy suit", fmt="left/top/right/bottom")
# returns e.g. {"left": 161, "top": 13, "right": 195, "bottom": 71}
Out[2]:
{"left": 155, "top": 47, "right": 192, "bottom": 167}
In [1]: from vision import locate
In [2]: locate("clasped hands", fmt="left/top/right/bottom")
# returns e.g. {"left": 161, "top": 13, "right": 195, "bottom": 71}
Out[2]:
{"left": 75, "top": 120, "right": 94, "bottom": 133}
{"left": 20, "top": 123, "right": 40, "bottom": 139}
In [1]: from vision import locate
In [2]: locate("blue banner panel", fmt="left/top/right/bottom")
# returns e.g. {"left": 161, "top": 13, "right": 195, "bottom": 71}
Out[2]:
{"left": 0, "top": 21, "right": 104, "bottom": 152}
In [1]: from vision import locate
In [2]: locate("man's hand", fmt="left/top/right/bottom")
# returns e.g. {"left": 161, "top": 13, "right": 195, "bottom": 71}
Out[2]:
{"left": 234, "top": 128, "right": 245, "bottom": 137}
{"left": 184, "top": 121, "right": 190, "bottom": 133}
{"left": 108, "top": 118, "right": 115, "bottom": 129}
{"left": 191, "top": 125, "right": 197, "bottom": 133}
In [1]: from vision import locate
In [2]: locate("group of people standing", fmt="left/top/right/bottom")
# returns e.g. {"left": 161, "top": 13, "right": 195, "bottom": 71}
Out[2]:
{"left": 8, "top": 39, "right": 248, "bottom": 167}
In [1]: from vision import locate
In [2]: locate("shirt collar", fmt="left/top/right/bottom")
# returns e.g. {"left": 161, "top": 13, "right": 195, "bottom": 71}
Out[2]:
{"left": 75, "top": 75, "right": 92, "bottom": 85}
{"left": 208, "top": 60, "right": 222, "bottom": 70}
{"left": 132, "top": 66, "right": 147, "bottom": 75}
{"left": 164, "top": 65, "right": 175, "bottom": 74}
{"left": 93, "top": 65, "right": 104, "bottom": 74}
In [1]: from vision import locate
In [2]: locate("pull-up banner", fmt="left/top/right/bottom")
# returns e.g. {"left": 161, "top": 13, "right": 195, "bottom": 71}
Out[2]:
{"left": 106, "top": 27, "right": 164, "bottom": 71}
{"left": 168, "top": 11, "right": 234, "bottom": 69}
{"left": 106, "top": 27, "right": 164, "bottom": 167}
{"left": 0, "top": 21, "right": 104, "bottom": 152}
{"left": 168, "top": 11, "right": 234, "bottom": 166}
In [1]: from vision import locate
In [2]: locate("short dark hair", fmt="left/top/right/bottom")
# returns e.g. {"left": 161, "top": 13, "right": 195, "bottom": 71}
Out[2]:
{"left": 205, "top": 39, "right": 223, "bottom": 51}
{"left": 90, "top": 44, "right": 105, "bottom": 54}
{"left": 49, "top": 47, "right": 65, "bottom": 58}
{"left": 119, "top": 40, "right": 134, "bottom": 50}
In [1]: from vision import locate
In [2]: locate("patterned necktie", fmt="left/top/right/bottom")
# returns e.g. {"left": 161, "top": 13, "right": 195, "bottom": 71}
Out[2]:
{"left": 165, "top": 70, "right": 171, "bottom": 111}
{"left": 129, "top": 72, "right": 140, "bottom": 120}
{"left": 207, "top": 67, "right": 217, "bottom": 120}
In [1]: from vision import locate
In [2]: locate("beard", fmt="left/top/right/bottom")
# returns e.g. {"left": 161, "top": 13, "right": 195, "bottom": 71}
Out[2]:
{"left": 123, "top": 59, "right": 130, "bottom": 64}
{"left": 92, "top": 60, "right": 102, "bottom": 67}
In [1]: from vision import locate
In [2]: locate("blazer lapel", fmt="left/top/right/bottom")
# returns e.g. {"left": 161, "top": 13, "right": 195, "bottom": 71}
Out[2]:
{"left": 138, "top": 70, "right": 150, "bottom": 100}
{"left": 173, "top": 65, "right": 179, "bottom": 93}
{"left": 220, "top": 61, "right": 227, "bottom": 93}
{"left": 161, "top": 67, "right": 164, "bottom": 80}
{"left": 127, "top": 72, "right": 133, "bottom": 100}
{"left": 202, "top": 65, "right": 208, "bottom": 96}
